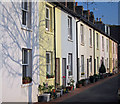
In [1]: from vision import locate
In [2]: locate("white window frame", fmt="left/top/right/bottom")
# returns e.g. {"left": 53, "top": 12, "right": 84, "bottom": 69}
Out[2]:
{"left": 81, "top": 55, "right": 84, "bottom": 73}
{"left": 68, "top": 16, "right": 72, "bottom": 40}
{"left": 68, "top": 53, "right": 72, "bottom": 76}
{"left": 46, "top": 52, "right": 52, "bottom": 75}
{"left": 21, "top": 1, "right": 31, "bottom": 29}
{"left": 22, "top": 48, "right": 32, "bottom": 84}
{"left": 46, "top": 6, "right": 50, "bottom": 31}
{"left": 89, "top": 29, "right": 92, "bottom": 47}
{"left": 113, "top": 42, "right": 114, "bottom": 54}
{"left": 97, "top": 57, "right": 99, "bottom": 72}
{"left": 96, "top": 33, "right": 99, "bottom": 49}
{"left": 106, "top": 39, "right": 108, "bottom": 52}
{"left": 80, "top": 24, "right": 84, "bottom": 44}
{"left": 102, "top": 36, "right": 104, "bottom": 50}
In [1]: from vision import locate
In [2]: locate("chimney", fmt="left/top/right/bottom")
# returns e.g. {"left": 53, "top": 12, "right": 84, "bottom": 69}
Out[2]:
{"left": 83, "top": 10, "right": 90, "bottom": 20}
{"left": 89, "top": 11, "right": 95, "bottom": 23}
{"left": 75, "top": 6, "right": 84, "bottom": 16}
{"left": 96, "top": 18, "right": 98, "bottom": 21}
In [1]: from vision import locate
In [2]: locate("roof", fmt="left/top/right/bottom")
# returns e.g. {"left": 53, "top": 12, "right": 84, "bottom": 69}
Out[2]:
{"left": 50, "top": 2, "right": 119, "bottom": 43}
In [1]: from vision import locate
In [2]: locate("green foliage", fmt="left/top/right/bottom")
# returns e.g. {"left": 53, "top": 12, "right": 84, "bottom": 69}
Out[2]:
{"left": 67, "top": 78, "right": 75, "bottom": 86}
{"left": 99, "top": 61, "right": 106, "bottom": 74}
{"left": 77, "top": 80, "right": 82, "bottom": 84}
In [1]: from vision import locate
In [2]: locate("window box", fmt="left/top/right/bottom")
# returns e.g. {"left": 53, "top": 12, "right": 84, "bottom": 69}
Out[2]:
{"left": 22, "top": 76, "right": 32, "bottom": 84}
{"left": 46, "top": 73, "right": 54, "bottom": 79}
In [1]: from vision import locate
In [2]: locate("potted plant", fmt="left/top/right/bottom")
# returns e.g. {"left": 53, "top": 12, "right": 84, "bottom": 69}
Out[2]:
{"left": 56, "top": 86, "right": 63, "bottom": 96}
{"left": 67, "top": 78, "right": 75, "bottom": 91}
{"left": 22, "top": 76, "right": 32, "bottom": 84}
{"left": 38, "top": 83, "right": 51, "bottom": 102}
{"left": 93, "top": 74, "right": 98, "bottom": 82}
{"left": 81, "top": 79, "right": 86, "bottom": 86}
{"left": 89, "top": 76, "right": 95, "bottom": 83}
{"left": 81, "top": 72, "right": 85, "bottom": 76}
{"left": 76, "top": 80, "right": 82, "bottom": 88}
{"left": 99, "top": 61, "right": 106, "bottom": 79}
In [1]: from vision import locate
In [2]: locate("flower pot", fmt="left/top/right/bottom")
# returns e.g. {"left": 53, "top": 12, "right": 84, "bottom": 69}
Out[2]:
{"left": 77, "top": 84, "right": 82, "bottom": 88}
{"left": 38, "top": 93, "right": 50, "bottom": 102}
{"left": 66, "top": 86, "right": 73, "bottom": 91}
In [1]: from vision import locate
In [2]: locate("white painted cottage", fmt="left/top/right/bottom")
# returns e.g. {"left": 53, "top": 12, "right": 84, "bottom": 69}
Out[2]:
{"left": 0, "top": 1, "right": 40, "bottom": 102}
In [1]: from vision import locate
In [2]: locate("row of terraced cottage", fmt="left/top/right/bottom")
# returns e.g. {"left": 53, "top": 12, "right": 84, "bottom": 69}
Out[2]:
{"left": 0, "top": 1, "right": 118, "bottom": 103}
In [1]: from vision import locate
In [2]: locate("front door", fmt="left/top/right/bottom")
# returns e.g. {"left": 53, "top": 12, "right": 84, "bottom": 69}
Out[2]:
{"left": 87, "top": 59, "right": 89, "bottom": 78}
{"left": 62, "top": 58, "right": 66, "bottom": 86}
{"left": 56, "top": 58, "right": 60, "bottom": 86}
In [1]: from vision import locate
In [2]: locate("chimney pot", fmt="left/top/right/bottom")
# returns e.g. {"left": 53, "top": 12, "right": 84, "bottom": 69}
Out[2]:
{"left": 75, "top": 2, "right": 78, "bottom": 6}
{"left": 96, "top": 18, "right": 98, "bottom": 21}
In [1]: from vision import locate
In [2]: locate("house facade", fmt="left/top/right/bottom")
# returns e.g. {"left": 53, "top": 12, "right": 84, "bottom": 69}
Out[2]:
{"left": 55, "top": 4, "right": 77, "bottom": 87}
{"left": 0, "top": 1, "right": 40, "bottom": 102}
{"left": 39, "top": 2, "right": 55, "bottom": 88}
{"left": 99, "top": 34, "right": 109, "bottom": 72}
{"left": 77, "top": 21, "right": 94, "bottom": 80}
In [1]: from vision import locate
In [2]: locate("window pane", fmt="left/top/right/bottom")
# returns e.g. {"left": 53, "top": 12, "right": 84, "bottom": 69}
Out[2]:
{"left": 24, "top": 2, "right": 27, "bottom": 10}
{"left": 46, "top": 53, "right": 50, "bottom": 63}
{"left": 22, "top": 10, "right": 26, "bottom": 25}
{"left": 22, "top": 49, "right": 28, "bottom": 64}
{"left": 81, "top": 55, "right": 84, "bottom": 73}
{"left": 23, "top": 65, "right": 27, "bottom": 78}
{"left": 46, "top": 8, "right": 49, "bottom": 19}
{"left": 68, "top": 53, "right": 72, "bottom": 75}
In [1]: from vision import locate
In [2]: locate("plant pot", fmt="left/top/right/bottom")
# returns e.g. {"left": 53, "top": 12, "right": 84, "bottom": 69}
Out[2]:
{"left": 77, "top": 84, "right": 82, "bottom": 88}
{"left": 66, "top": 86, "right": 73, "bottom": 91}
{"left": 56, "top": 89, "right": 63, "bottom": 96}
{"left": 38, "top": 93, "right": 50, "bottom": 102}
{"left": 89, "top": 76, "right": 95, "bottom": 83}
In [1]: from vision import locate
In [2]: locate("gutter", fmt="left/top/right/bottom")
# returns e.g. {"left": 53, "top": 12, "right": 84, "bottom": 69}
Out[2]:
{"left": 54, "top": 5, "right": 57, "bottom": 89}
{"left": 76, "top": 20, "right": 81, "bottom": 81}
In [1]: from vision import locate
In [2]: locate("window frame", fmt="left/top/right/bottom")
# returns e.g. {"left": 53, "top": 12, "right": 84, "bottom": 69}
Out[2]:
{"left": 21, "top": 1, "right": 32, "bottom": 30}
{"left": 46, "top": 51, "right": 52, "bottom": 77}
{"left": 102, "top": 36, "right": 104, "bottom": 51}
{"left": 89, "top": 29, "right": 92, "bottom": 47}
{"left": 80, "top": 24, "right": 84, "bottom": 45}
{"left": 22, "top": 48, "right": 32, "bottom": 84}
{"left": 68, "top": 53, "right": 73, "bottom": 76}
{"left": 97, "top": 57, "right": 99, "bottom": 72}
{"left": 68, "top": 16, "right": 72, "bottom": 40}
{"left": 46, "top": 6, "right": 50, "bottom": 31}
{"left": 81, "top": 55, "right": 84, "bottom": 73}
{"left": 96, "top": 33, "right": 99, "bottom": 49}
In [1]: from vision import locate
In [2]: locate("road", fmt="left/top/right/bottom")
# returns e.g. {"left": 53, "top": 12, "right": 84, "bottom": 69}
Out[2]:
{"left": 61, "top": 74, "right": 120, "bottom": 103}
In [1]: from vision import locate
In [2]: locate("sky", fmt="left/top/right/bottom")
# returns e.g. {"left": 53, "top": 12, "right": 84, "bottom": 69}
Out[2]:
{"left": 76, "top": 1, "right": 119, "bottom": 25}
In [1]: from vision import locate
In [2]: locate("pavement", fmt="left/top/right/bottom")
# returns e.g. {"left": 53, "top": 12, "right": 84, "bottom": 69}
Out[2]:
{"left": 35, "top": 73, "right": 120, "bottom": 104}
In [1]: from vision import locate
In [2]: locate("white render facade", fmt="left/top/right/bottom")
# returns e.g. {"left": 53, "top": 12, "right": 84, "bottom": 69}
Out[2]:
{"left": 99, "top": 34, "right": 110, "bottom": 73}
{"left": 0, "top": 1, "right": 40, "bottom": 102}
{"left": 60, "top": 10, "right": 77, "bottom": 87}
{"left": 77, "top": 20, "right": 94, "bottom": 80}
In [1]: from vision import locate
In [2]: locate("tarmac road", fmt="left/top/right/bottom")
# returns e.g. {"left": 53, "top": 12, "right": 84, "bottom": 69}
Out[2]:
{"left": 62, "top": 74, "right": 120, "bottom": 103}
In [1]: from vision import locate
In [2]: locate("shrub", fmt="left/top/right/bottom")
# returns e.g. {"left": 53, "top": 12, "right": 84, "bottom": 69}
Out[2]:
{"left": 99, "top": 61, "right": 106, "bottom": 74}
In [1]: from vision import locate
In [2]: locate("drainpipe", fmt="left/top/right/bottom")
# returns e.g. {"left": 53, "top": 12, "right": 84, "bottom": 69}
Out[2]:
{"left": 54, "top": 5, "right": 57, "bottom": 89}
{"left": 76, "top": 19, "right": 81, "bottom": 81}
{"left": 93, "top": 30, "right": 96, "bottom": 74}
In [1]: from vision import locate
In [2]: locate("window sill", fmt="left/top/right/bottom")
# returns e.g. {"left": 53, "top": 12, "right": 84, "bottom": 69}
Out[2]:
{"left": 67, "top": 38, "right": 73, "bottom": 42}
{"left": 89, "top": 46, "right": 92, "bottom": 48}
{"left": 21, "top": 25, "right": 32, "bottom": 32}
{"left": 81, "top": 43, "right": 84, "bottom": 46}
{"left": 21, "top": 82, "right": 33, "bottom": 87}
{"left": 45, "top": 30, "right": 53, "bottom": 35}
{"left": 68, "top": 75, "right": 73, "bottom": 78}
